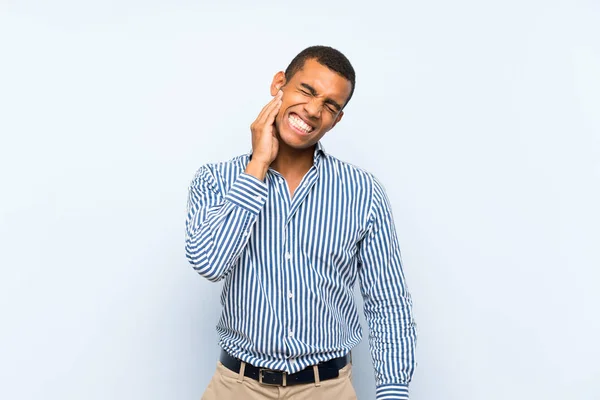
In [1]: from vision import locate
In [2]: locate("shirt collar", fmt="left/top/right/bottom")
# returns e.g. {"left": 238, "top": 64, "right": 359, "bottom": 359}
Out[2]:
{"left": 314, "top": 141, "right": 327, "bottom": 163}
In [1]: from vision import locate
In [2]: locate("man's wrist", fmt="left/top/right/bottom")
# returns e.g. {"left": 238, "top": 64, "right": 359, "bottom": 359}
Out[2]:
{"left": 245, "top": 159, "right": 270, "bottom": 181}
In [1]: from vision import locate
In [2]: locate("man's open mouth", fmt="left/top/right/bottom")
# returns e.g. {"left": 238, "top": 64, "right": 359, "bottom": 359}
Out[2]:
{"left": 288, "top": 113, "right": 314, "bottom": 134}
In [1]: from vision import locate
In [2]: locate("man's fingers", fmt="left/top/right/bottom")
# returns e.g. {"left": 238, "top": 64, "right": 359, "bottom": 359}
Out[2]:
{"left": 255, "top": 98, "right": 275, "bottom": 123}
{"left": 256, "top": 91, "right": 283, "bottom": 125}
{"left": 265, "top": 97, "right": 282, "bottom": 125}
{"left": 258, "top": 92, "right": 282, "bottom": 123}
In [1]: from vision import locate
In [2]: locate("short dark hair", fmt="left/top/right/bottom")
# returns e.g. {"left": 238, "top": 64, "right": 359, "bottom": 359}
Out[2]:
{"left": 284, "top": 45, "right": 356, "bottom": 108}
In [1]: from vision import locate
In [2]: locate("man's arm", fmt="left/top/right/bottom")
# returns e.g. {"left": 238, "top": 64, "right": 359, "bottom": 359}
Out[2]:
{"left": 185, "top": 166, "right": 267, "bottom": 282}
{"left": 358, "top": 177, "right": 417, "bottom": 400}
{"left": 185, "top": 91, "right": 283, "bottom": 281}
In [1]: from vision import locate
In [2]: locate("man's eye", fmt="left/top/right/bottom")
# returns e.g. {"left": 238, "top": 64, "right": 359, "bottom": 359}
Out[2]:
{"left": 326, "top": 105, "right": 336, "bottom": 113}
{"left": 300, "top": 90, "right": 311, "bottom": 96}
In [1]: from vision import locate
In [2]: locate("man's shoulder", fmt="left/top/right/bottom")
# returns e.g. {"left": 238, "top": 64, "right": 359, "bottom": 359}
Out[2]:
{"left": 195, "top": 153, "right": 249, "bottom": 175}
{"left": 323, "top": 153, "right": 391, "bottom": 200}
{"left": 190, "top": 153, "right": 249, "bottom": 188}
{"left": 323, "top": 153, "right": 378, "bottom": 183}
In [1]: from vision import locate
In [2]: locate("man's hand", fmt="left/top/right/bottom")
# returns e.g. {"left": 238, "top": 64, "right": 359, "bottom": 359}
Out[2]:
{"left": 245, "top": 90, "right": 283, "bottom": 181}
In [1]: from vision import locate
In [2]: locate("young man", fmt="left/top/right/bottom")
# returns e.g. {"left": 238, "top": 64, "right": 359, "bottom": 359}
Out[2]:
{"left": 185, "top": 46, "right": 417, "bottom": 400}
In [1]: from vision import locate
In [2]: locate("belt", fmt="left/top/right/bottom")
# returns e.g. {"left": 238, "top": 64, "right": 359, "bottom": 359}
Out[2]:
{"left": 219, "top": 350, "right": 351, "bottom": 387}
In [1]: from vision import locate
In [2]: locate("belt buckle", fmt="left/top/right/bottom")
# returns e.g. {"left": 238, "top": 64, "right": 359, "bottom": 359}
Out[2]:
{"left": 258, "top": 368, "right": 287, "bottom": 387}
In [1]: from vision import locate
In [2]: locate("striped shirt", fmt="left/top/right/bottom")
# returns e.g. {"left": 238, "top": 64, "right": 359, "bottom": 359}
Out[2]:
{"left": 185, "top": 142, "right": 417, "bottom": 399}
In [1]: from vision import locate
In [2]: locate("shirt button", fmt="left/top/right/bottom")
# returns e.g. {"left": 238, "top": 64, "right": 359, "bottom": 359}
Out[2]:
{"left": 290, "top": 358, "right": 296, "bottom": 365}
{"left": 255, "top": 195, "right": 262, "bottom": 201}
{"left": 288, "top": 330, "right": 294, "bottom": 337}
{"left": 285, "top": 252, "right": 292, "bottom": 260}
{"left": 288, "top": 291, "right": 293, "bottom": 299}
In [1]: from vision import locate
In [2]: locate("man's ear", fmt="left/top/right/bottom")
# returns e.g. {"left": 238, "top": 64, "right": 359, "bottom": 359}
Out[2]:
{"left": 331, "top": 111, "right": 344, "bottom": 129}
{"left": 270, "top": 71, "right": 286, "bottom": 96}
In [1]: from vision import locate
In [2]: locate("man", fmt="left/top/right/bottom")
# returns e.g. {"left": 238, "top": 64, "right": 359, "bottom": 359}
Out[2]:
{"left": 185, "top": 45, "right": 417, "bottom": 400}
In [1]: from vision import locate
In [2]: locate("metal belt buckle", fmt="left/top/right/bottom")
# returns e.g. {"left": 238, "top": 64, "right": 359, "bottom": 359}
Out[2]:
{"left": 258, "top": 368, "right": 287, "bottom": 387}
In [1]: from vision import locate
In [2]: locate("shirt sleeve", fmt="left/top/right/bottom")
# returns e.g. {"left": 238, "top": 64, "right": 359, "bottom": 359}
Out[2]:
{"left": 185, "top": 165, "right": 268, "bottom": 282}
{"left": 357, "top": 176, "right": 417, "bottom": 400}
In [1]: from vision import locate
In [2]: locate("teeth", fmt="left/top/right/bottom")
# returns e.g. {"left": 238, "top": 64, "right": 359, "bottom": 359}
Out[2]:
{"left": 289, "top": 114, "right": 313, "bottom": 133}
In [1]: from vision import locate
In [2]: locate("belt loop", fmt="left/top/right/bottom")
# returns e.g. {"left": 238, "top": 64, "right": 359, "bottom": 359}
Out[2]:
{"left": 237, "top": 361, "right": 246, "bottom": 383}
{"left": 313, "top": 365, "right": 321, "bottom": 387}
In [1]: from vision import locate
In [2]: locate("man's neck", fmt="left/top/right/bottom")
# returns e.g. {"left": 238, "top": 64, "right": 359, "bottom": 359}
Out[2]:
{"left": 270, "top": 142, "right": 316, "bottom": 178}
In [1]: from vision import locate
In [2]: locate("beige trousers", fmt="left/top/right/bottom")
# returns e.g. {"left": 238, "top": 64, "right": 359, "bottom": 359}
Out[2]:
{"left": 201, "top": 361, "right": 357, "bottom": 400}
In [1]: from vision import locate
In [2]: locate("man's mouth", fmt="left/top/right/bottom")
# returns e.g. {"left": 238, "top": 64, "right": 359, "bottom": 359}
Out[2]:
{"left": 288, "top": 113, "right": 314, "bottom": 135}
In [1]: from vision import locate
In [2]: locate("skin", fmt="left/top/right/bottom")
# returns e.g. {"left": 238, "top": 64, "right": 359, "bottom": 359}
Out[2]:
{"left": 245, "top": 58, "right": 353, "bottom": 196}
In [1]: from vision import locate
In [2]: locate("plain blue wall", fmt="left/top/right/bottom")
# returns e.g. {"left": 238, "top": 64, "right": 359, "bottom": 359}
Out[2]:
{"left": 1, "top": 1, "right": 599, "bottom": 399}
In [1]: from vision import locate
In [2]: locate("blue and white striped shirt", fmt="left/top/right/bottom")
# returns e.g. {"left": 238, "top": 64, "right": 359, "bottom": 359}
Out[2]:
{"left": 185, "top": 142, "right": 416, "bottom": 399}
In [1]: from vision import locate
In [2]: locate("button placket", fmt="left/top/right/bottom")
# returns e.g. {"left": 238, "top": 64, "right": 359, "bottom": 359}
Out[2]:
{"left": 282, "top": 216, "right": 296, "bottom": 355}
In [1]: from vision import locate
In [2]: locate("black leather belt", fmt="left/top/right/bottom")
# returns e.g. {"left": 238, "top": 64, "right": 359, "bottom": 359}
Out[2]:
{"left": 219, "top": 350, "right": 351, "bottom": 386}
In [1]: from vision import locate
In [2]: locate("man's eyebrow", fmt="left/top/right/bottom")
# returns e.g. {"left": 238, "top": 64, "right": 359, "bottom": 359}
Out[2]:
{"left": 300, "top": 83, "right": 318, "bottom": 96}
{"left": 324, "top": 98, "right": 342, "bottom": 111}
{"left": 300, "top": 83, "right": 343, "bottom": 111}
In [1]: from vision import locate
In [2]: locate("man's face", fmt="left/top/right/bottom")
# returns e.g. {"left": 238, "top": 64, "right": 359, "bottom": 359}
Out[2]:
{"left": 272, "top": 59, "right": 352, "bottom": 150}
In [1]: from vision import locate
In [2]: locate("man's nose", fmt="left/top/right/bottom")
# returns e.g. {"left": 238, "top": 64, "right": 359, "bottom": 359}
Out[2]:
{"left": 303, "top": 99, "right": 322, "bottom": 119}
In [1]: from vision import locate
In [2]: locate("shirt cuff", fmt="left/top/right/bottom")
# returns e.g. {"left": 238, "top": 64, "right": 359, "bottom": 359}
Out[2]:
{"left": 376, "top": 383, "right": 409, "bottom": 400}
{"left": 224, "top": 173, "right": 268, "bottom": 215}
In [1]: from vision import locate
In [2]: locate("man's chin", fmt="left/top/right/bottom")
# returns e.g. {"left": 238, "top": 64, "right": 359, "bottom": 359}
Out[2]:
{"left": 278, "top": 133, "right": 317, "bottom": 151}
